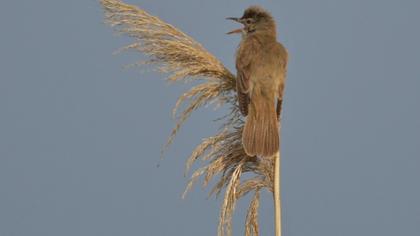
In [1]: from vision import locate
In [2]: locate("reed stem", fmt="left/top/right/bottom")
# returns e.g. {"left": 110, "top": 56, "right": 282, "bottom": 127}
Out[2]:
{"left": 274, "top": 151, "right": 281, "bottom": 236}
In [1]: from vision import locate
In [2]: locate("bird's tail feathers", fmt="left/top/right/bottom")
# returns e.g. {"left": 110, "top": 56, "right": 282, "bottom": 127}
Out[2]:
{"left": 242, "top": 94, "right": 279, "bottom": 157}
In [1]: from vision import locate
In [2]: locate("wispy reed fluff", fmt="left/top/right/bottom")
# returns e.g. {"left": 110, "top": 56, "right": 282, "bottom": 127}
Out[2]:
{"left": 101, "top": 1, "right": 276, "bottom": 235}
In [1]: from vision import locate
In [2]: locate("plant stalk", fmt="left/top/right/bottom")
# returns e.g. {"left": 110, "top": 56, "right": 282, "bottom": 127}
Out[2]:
{"left": 274, "top": 151, "right": 281, "bottom": 236}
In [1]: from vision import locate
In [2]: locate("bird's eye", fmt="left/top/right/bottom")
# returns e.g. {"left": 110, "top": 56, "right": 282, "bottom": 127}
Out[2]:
{"left": 246, "top": 19, "right": 252, "bottom": 24}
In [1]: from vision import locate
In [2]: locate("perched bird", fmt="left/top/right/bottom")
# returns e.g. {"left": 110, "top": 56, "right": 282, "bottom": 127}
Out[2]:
{"left": 227, "top": 6, "right": 288, "bottom": 157}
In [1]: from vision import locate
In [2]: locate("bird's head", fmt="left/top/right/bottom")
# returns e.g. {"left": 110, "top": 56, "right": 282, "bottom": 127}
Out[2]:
{"left": 226, "top": 6, "right": 276, "bottom": 36}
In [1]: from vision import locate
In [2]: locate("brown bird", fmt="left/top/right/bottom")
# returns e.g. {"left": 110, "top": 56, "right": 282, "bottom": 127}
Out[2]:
{"left": 227, "top": 6, "right": 288, "bottom": 157}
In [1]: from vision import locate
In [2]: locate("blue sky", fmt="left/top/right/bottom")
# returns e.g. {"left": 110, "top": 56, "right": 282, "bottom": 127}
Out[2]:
{"left": 1, "top": 0, "right": 419, "bottom": 235}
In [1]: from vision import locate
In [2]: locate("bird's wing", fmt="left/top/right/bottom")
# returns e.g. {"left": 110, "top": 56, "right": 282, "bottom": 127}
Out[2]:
{"left": 100, "top": 0, "right": 236, "bottom": 150}
{"left": 236, "top": 67, "right": 250, "bottom": 116}
{"left": 236, "top": 41, "right": 256, "bottom": 116}
{"left": 276, "top": 43, "right": 288, "bottom": 119}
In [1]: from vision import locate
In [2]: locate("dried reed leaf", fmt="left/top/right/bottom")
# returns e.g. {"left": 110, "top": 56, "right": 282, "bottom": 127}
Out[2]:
{"left": 218, "top": 161, "right": 244, "bottom": 236}
{"left": 245, "top": 190, "right": 260, "bottom": 236}
{"left": 185, "top": 129, "right": 227, "bottom": 176}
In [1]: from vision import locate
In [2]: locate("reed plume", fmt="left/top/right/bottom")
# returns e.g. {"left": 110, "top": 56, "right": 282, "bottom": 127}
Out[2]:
{"left": 101, "top": 1, "right": 279, "bottom": 235}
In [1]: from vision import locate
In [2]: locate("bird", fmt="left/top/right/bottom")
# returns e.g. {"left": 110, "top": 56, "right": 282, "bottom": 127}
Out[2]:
{"left": 227, "top": 6, "right": 288, "bottom": 157}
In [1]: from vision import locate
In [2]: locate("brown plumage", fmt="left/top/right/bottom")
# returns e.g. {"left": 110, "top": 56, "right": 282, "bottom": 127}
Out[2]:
{"left": 228, "top": 6, "right": 288, "bottom": 157}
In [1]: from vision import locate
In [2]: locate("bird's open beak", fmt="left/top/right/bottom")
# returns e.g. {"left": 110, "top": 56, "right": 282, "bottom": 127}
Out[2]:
{"left": 226, "top": 17, "right": 243, "bottom": 34}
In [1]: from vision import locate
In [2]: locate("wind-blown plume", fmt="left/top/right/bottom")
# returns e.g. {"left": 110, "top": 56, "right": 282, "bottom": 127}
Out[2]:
{"left": 100, "top": 1, "right": 277, "bottom": 235}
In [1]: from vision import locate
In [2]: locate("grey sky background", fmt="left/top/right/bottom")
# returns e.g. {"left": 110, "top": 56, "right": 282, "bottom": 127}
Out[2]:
{"left": 1, "top": 0, "right": 419, "bottom": 235}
